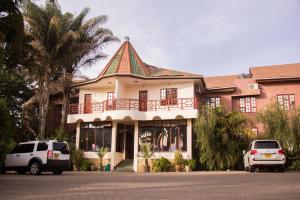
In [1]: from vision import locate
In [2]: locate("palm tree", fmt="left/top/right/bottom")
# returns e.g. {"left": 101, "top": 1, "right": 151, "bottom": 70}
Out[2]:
{"left": 22, "top": 1, "right": 118, "bottom": 138}
{"left": 97, "top": 147, "right": 108, "bottom": 171}
{"left": 139, "top": 143, "right": 154, "bottom": 172}
{"left": 57, "top": 8, "right": 119, "bottom": 129}
{"left": 193, "top": 106, "right": 251, "bottom": 170}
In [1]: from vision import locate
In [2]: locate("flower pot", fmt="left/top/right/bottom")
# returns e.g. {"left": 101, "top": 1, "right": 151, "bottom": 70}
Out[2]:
{"left": 185, "top": 165, "right": 191, "bottom": 172}
{"left": 175, "top": 165, "right": 182, "bottom": 172}
{"left": 143, "top": 165, "right": 150, "bottom": 173}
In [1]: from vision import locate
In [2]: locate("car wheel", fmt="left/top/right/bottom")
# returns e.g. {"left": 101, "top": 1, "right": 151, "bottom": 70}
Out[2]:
{"left": 52, "top": 170, "right": 63, "bottom": 175}
{"left": 17, "top": 170, "right": 27, "bottom": 174}
{"left": 29, "top": 161, "right": 42, "bottom": 175}
{"left": 249, "top": 165, "right": 256, "bottom": 172}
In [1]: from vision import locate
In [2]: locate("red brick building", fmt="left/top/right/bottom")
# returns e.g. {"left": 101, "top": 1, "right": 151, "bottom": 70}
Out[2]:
{"left": 203, "top": 63, "right": 300, "bottom": 137}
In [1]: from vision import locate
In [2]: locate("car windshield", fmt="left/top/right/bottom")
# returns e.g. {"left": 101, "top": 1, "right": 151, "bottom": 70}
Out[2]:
{"left": 254, "top": 141, "right": 280, "bottom": 149}
{"left": 53, "top": 142, "right": 69, "bottom": 154}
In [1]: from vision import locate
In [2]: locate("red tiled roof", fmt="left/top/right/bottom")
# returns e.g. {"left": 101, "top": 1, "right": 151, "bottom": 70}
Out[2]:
{"left": 99, "top": 41, "right": 202, "bottom": 78}
{"left": 250, "top": 63, "right": 300, "bottom": 80}
{"left": 204, "top": 75, "right": 239, "bottom": 89}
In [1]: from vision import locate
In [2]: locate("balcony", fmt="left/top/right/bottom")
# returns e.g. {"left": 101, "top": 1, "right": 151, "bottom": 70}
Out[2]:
{"left": 69, "top": 98, "right": 198, "bottom": 115}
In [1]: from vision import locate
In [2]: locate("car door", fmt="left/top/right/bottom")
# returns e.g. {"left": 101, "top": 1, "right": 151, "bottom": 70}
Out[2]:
{"left": 18, "top": 143, "right": 36, "bottom": 166}
{"left": 5, "top": 144, "right": 22, "bottom": 167}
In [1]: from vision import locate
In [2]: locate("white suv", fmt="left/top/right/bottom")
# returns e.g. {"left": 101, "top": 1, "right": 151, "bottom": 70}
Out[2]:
{"left": 1, "top": 140, "right": 71, "bottom": 175}
{"left": 243, "top": 140, "right": 286, "bottom": 172}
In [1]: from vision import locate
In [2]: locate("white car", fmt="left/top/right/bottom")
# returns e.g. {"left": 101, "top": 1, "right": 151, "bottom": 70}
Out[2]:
{"left": 243, "top": 140, "right": 286, "bottom": 172}
{"left": 1, "top": 140, "right": 71, "bottom": 175}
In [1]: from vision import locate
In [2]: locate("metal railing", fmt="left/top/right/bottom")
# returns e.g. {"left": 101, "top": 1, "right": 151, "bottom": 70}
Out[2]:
{"left": 69, "top": 98, "right": 198, "bottom": 114}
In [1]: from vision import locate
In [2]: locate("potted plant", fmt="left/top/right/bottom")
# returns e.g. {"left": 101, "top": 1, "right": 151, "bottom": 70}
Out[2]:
{"left": 139, "top": 143, "right": 154, "bottom": 172}
{"left": 174, "top": 150, "right": 183, "bottom": 172}
{"left": 98, "top": 147, "right": 108, "bottom": 171}
{"left": 185, "top": 159, "right": 196, "bottom": 172}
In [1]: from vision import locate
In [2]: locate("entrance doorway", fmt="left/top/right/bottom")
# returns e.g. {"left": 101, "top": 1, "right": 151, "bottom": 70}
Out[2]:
{"left": 116, "top": 123, "right": 134, "bottom": 159}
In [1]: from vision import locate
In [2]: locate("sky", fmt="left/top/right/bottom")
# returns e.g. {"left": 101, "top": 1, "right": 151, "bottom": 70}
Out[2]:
{"left": 59, "top": 0, "right": 300, "bottom": 78}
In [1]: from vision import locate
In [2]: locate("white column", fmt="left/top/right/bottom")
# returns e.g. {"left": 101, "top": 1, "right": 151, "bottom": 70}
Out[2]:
{"left": 187, "top": 119, "right": 192, "bottom": 159}
{"left": 110, "top": 121, "right": 117, "bottom": 171}
{"left": 75, "top": 121, "right": 80, "bottom": 149}
{"left": 133, "top": 121, "right": 139, "bottom": 172}
{"left": 115, "top": 78, "right": 119, "bottom": 99}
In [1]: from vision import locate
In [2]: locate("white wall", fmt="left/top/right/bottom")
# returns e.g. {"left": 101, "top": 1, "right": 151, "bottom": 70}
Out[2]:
{"left": 119, "top": 81, "right": 195, "bottom": 100}
{"left": 79, "top": 87, "right": 115, "bottom": 104}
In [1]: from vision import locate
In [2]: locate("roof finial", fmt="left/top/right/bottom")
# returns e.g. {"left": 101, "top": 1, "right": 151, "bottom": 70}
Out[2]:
{"left": 124, "top": 36, "right": 130, "bottom": 41}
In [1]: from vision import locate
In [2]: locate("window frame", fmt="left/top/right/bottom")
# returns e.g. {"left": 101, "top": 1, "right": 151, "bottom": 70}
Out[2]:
{"left": 160, "top": 88, "right": 178, "bottom": 105}
{"left": 277, "top": 94, "right": 295, "bottom": 110}
{"left": 239, "top": 97, "right": 256, "bottom": 113}
{"left": 206, "top": 97, "right": 221, "bottom": 109}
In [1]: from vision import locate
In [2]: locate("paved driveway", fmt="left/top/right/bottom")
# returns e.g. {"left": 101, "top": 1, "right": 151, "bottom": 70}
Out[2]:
{"left": 0, "top": 171, "right": 300, "bottom": 200}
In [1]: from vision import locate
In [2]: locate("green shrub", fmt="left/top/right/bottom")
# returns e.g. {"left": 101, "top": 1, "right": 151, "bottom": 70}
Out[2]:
{"left": 71, "top": 149, "right": 84, "bottom": 171}
{"left": 152, "top": 157, "right": 171, "bottom": 172}
{"left": 185, "top": 159, "right": 196, "bottom": 170}
{"left": 81, "top": 159, "right": 92, "bottom": 171}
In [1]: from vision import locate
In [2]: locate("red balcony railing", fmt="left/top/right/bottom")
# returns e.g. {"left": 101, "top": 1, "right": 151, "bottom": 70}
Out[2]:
{"left": 69, "top": 98, "right": 198, "bottom": 114}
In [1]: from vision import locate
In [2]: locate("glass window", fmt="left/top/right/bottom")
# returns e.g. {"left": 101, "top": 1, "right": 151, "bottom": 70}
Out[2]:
{"left": 139, "top": 120, "right": 187, "bottom": 152}
{"left": 53, "top": 142, "right": 69, "bottom": 154}
{"left": 160, "top": 88, "right": 177, "bottom": 105}
{"left": 206, "top": 97, "right": 221, "bottom": 109}
{"left": 80, "top": 122, "right": 112, "bottom": 151}
{"left": 10, "top": 144, "right": 22, "bottom": 154}
{"left": 254, "top": 141, "right": 280, "bottom": 149}
{"left": 277, "top": 94, "right": 295, "bottom": 110}
{"left": 20, "top": 143, "right": 35, "bottom": 153}
{"left": 37, "top": 142, "right": 48, "bottom": 151}
{"left": 240, "top": 97, "right": 256, "bottom": 112}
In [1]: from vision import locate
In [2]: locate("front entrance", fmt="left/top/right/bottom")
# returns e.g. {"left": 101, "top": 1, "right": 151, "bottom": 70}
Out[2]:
{"left": 116, "top": 123, "right": 134, "bottom": 159}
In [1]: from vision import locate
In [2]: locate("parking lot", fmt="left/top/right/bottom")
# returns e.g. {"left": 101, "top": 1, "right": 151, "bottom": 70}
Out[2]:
{"left": 0, "top": 171, "right": 300, "bottom": 200}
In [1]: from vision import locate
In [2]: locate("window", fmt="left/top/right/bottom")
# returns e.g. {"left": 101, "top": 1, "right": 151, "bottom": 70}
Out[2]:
{"left": 206, "top": 97, "right": 221, "bottom": 109}
{"left": 139, "top": 120, "right": 187, "bottom": 152}
{"left": 251, "top": 127, "right": 258, "bottom": 137}
{"left": 240, "top": 97, "right": 256, "bottom": 112}
{"left": 53, "top": 142, "right": 70, "bottom": 154}
{"left": 80, "top": 122, "right": 112, "bottom": 151}
{"left": 37, "top": 142, "right": 48, "bottom": 151}
{"left": 277, "top": 94, "right": 295, "bottom": 110}
{"left": 20, "top": 143, "right": 35, "bottom": 153}
{"left": 254, "top": 141, "right": 279, "bottom": 149}
{"left": 10, "top": 144, "right": 22, "bottom": 154}
{"left": 160, "top": 88, "right": 177, "bottom": 105}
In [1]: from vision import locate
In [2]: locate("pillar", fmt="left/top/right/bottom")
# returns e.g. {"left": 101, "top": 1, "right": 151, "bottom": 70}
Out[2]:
{"left": 75, "top": 121, "right": 80, "bottom": 149}
{"left": 187, "top": 119, "right": 192, "bottom": 159}
{"left": 133, "top": 121, "right": 139, "bottom": 172}
{"left": 110, "top": 121, "right": 117, "bottom": 171}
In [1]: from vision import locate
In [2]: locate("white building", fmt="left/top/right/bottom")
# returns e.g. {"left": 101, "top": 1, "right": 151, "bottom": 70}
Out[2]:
{"left": 67, "top": 40, "right": 205, "bottom": 172}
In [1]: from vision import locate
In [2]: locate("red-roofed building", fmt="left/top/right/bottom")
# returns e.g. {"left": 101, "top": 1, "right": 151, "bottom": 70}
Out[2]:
{"left": 66, "top": 40, "right": 300, "bottom": 172}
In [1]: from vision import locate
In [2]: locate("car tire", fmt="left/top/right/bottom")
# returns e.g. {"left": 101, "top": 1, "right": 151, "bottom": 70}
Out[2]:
{"left": 52, "top": 170, "right": 63, "bottom": 175}
{"left": 249, "top": 165, "right": 256, "bottom": 172}
{"left": 29, "top": 161, "right": 42, "bottom": 175}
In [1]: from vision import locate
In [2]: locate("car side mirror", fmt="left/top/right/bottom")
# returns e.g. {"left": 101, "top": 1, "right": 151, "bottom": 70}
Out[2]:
{"left": 242, "top": 150, "right": 246, "bottom": 155}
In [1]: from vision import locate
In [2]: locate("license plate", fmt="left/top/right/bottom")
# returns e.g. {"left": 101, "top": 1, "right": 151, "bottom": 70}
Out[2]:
{"left": 264, "top": 154, "right": 272, "bottom": 158}
{"left": 54, "top": 153, "right": 60, "bottom": 159}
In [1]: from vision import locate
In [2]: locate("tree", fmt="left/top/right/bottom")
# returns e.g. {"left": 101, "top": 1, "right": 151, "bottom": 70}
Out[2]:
{"left": 22, "top": 1, "right": 118, "bottom": 138}
{"left": 193, "top": 106, "right": 253, "bottom": 170}
{"left": 257, "top": 102, "right": 297, "bottom": 150}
